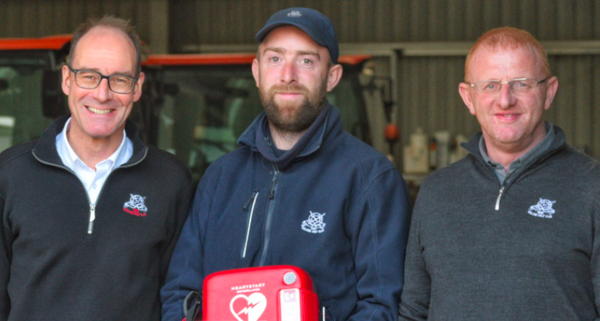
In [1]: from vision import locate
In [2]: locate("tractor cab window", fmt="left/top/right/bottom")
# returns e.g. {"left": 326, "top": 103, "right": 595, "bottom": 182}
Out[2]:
{"left": 0, "top": 53, "right": 58, "bottom": 151}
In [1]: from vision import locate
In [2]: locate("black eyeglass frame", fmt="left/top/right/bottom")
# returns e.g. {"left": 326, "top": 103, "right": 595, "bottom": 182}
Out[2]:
{"left": 67, "top": 64, "right": 139, "bottom": 94}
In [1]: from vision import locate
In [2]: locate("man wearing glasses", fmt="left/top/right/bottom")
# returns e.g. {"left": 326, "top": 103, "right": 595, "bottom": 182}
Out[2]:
{"left": 399, "top": 27, "right": 600, "bottom": 320}
{"left": 0, "top": 16, "right": 193, "bottom": 320}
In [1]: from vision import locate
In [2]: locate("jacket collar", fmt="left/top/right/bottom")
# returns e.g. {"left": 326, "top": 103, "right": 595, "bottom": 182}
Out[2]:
{"left": 32, "top": 115, "right": 148, "bottom": 167}
{"left": 237, "top": 102, "right": 342, "bottom": 170}
{"left": 461, "top": 122, "right": 567, "bottom": 167}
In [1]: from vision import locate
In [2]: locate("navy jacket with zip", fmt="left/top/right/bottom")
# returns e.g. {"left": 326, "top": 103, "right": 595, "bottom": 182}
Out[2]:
{"left": 161, "top": 104, "right": 411, "bottom": 320}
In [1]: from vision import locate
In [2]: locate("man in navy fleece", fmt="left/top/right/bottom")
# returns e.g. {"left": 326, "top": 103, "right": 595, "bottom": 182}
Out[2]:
{"left": 161, "top": 7, "right": 411, "bottom": 321}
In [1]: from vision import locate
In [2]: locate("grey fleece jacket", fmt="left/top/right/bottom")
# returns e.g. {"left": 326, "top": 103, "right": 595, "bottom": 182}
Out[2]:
{"left": 399, "top": 125, "right": 600, "bottom": 321}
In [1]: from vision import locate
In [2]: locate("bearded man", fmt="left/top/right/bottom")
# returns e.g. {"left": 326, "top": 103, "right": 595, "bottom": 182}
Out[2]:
{"left": 161, "top": 7, "right": 411, "bottom": 321}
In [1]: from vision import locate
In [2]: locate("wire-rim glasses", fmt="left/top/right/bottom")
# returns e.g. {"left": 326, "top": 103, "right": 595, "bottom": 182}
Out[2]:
{"left": 467, "top": 77, "right": 550, "bottom": 94}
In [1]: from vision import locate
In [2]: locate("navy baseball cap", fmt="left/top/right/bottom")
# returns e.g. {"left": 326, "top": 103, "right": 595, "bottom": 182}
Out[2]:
{"left": 254, "top": 7, "right": 339, "bottom": 64}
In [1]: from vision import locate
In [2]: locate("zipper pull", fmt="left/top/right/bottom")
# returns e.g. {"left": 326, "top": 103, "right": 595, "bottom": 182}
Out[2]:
{"left": 495, "top": 187, "right": 505, "bottom": 211}
{"left": 242, "top": 191, "right": 260, "bottom": 258}
{"left": 242, "top": 191, "right": 258, "bottom": 210}
{"left": 269, "top": 171, "right": 279, "bottom": 200}
{"left": 88, "top": 204, "right": 96, "bottom": 234}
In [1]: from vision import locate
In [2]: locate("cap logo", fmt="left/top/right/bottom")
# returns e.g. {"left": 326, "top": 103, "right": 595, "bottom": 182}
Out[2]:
{"left": 287, "top": 10, "right": 302, "bottom": 17}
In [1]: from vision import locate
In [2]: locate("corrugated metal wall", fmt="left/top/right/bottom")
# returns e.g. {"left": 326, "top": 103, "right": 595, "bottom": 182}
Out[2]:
{"left": 1, "top": 0, "right": 599, "bottom": 159}
{"left": 0, "top": 0, "right": 155, "bottom": 49}
{"left": 5, "top": 1, "right": 599, "bottom": 46}
{"left": 169, "top": 0, "right": 600, "bottom": 46}
{"left": 170, "top": 0, "right": 600, "bottom": 159}
{"left": 398, "top": 56, "right": 478, "bottom": 149}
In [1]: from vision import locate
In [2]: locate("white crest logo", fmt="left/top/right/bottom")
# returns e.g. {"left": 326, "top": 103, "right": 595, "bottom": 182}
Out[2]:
{"left": 528, "top": 198, "right": 556, "bottom": 219}
{"left": 229, "top": 292, "right": 267, "bottom": 321}
{"left": 287, "top": 10, "right": 302, "bottom": 17}
{"left": 301, "top": 211, "right": 326, "bottom": 233}
{"left": 123, "top": 194, "right": 148, "bottom": 216}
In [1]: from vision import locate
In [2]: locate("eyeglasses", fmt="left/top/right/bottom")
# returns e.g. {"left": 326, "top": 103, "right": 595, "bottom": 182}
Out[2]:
{"left": 467, "top": 77, "right": 549, "bottom": 94}
{"left": 67, "top": 65, "right": 138, "bottom": 94}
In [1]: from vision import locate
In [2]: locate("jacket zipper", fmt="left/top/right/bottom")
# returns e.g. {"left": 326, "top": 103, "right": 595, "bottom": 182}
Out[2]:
{"left": 259, "top": 165, "right": 279, "bottom": 265}
{"left": 87, "top": 204, "right": 96, "bottom": 234}
{"left": 495, "top": 186, "right": 505, "bottom": 211}
{"left": 242, "top": 191, "right": 259, "bottom": 258}
{"left": 269, "top": 168, "right": 279, "bottom": 199}
{"left": 33, "top": 148, "right": 148, "bottom": 235}
{"left": 85, "top": 153, "right": 146, "bottom": 234}
{"left": 462, "top": 135, "right": 565, "bottom": 213}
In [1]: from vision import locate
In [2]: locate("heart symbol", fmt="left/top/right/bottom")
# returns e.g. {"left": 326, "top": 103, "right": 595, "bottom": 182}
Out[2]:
{"left": 229, "top": 292, "right": 267, "bottom": 321}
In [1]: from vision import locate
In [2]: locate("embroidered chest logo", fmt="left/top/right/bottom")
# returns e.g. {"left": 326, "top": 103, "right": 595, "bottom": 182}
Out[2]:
{"left": 123, "top": 194, "right": 148, "bottom": 217}
{"left": 301, "top": 211, "right": 326, "bottom": 233}
{"left": 528, "top": 198, "right": 556, "bottom": 219}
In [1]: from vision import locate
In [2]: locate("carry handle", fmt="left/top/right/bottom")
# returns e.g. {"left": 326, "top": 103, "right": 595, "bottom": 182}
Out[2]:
{"left": 183, "top": 291, "right": 201, "bottom": 321}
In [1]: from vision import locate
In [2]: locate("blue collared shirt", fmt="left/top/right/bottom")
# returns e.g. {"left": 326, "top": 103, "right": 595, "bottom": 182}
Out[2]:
{"left": 55, "top": 118, "right": 133, "bottom": 205}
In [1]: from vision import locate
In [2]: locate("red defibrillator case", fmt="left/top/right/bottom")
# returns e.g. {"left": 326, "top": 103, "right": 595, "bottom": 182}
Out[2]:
{"left": 201, "top": 265, "right": 320, "bottom": 321}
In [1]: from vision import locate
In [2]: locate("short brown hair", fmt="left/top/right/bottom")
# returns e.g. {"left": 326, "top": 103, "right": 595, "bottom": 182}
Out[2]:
{"left": 464, "top": 27, "right": 550, "bottom": 81}
{"left": 68, "top": 15, "right": 142, "bottom": 75}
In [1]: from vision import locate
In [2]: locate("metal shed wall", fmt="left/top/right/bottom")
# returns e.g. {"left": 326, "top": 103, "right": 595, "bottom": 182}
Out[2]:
{"left": 169, "top": 0, "right": 600, "bottom": 160}
{"left": 0, "top": 0, "right": 169, "bottom": 53}
{"left": 1, "top": 0, "right": 599, "bottom": 159}
{"left": 169, "top": 0, "right": 600, "bottom": 46}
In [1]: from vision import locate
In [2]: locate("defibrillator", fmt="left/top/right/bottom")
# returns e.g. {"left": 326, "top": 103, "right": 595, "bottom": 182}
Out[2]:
{"left": 185, "top": 265, "right": 321, "bottom": 321}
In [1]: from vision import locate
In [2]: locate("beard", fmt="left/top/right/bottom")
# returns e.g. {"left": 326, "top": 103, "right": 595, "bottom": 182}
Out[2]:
{"left": 259, "top": 78, "right": 328, "bottom": 133}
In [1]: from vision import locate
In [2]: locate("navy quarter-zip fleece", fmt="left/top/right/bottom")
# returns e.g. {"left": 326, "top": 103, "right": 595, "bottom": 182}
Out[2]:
{"left": 161, "top": 104, "right": 411, "bottom": 321}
